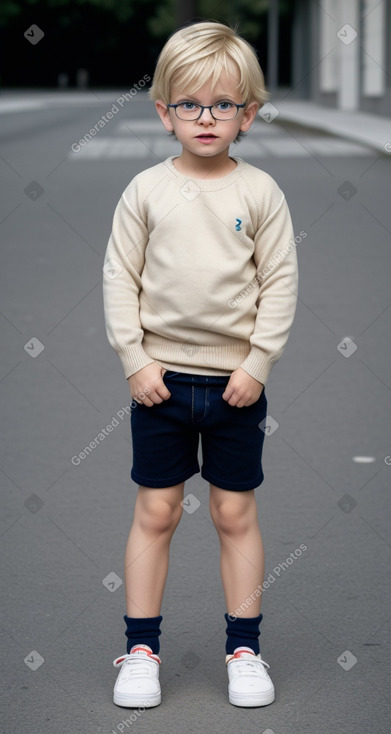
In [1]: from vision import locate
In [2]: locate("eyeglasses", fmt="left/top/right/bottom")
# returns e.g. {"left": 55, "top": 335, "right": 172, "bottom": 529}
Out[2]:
{"left": 167, "top": 101, "right": 246, "bottom": 121}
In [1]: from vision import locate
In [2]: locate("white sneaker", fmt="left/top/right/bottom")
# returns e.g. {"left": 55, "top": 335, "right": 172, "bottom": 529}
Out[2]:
{"left": 226, "top": 646, "right": 275, "bottom": 707}
{"left": 113, "top": 644, "right": 161, "bottom": 707}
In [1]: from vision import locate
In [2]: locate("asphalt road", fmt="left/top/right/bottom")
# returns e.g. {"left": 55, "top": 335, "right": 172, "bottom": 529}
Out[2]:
{"left": 0, "top": 90, "right": 390, "bottom": 734}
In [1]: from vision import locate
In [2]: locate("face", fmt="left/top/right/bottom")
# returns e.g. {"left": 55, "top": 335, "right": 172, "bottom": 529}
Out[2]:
{"left": 155, "top": 64, "right": 258, "bottom": 161}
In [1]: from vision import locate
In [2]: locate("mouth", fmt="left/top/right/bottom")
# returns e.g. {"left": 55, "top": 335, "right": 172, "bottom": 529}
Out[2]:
{"left": 195, "top": 134, "right": 218, "bottom": 143}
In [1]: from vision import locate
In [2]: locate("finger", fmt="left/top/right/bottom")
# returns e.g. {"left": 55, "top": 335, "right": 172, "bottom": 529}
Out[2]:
{"left": 155, "top": 382, "right": 171, "bottom": 400}
{"left": 139, "top": 389, "right": 170, "bottom": 407}
{"left": 149, "top": 393, "right": 165, "bottom": 404}
{"left": 222, "top": 385, "right": 234, "bottom": 401}
{"left": 144, "top": 384, "right": 170, "bottom": 402}
{"left": 133, "top": 393, "right": 149, "bottom": 406}
{"left": 227, "top": 394, "right": 239, "bottom": 407}
{"left": 150, "top": 373, "right": 171, "bottom": 400}
{"left": 141, "top": 396, "right": 155, "bottom": 407}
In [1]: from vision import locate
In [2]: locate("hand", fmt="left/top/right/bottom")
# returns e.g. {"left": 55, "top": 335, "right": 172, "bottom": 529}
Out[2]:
{"left": 128, "top": 363, "right": 171, "bottom": 407}
{"left": 222, "top": 367, "right": 264, "bottom": 408}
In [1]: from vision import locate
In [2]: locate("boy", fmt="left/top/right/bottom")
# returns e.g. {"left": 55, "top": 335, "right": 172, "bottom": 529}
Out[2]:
{"left": 103, "top": 20, "right": 298, "bottom": 709}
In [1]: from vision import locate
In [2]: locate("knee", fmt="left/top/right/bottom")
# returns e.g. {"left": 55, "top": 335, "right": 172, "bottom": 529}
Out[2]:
{"left": 210, "top": 496, "right": 252, "bottom": 537}
{"left": 136, "top": 494, "right": 183, "bottom": 535}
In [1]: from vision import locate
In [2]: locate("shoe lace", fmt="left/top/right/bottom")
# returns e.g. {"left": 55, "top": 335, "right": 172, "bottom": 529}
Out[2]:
{"left": 113, "top": 649, "right": 161, "bottom": 671}
{"left": 230, "top": 656, "right": 270, "bottom": 677}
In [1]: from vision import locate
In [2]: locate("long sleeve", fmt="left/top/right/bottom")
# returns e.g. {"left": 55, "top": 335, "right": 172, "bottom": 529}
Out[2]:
{"left": 103, "top": 187, "right": 155, "bottom": 379}
{"left": 240, "top": 193, "right": 299, "bottom": 384}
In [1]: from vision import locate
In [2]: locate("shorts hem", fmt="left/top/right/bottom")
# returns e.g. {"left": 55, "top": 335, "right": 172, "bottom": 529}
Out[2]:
{"left": 201, "top": 470, "right": 265, "bottom": 492}
{"left": 131, "top": 464, "right": 200, "bottom": 489}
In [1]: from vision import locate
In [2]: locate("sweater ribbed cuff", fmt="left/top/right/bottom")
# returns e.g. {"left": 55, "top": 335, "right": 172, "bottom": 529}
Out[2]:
{"left": 117, "top": 345, "right": 156, "bottom": 380}
{"left": 240, "top": 347, "right": 274, "bottom": 385}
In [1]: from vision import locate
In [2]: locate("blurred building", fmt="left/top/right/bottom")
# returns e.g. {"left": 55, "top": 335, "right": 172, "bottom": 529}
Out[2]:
{"left": 289, "top": 0, "right": 390, "bottom": 115}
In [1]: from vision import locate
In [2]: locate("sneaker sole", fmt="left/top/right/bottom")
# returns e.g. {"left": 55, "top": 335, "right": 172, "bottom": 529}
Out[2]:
{"left": 228, "top": 688, "right": 275, "bottom": 707}
{"left": 113, "top": 691, "right": 161, "bottom": 708}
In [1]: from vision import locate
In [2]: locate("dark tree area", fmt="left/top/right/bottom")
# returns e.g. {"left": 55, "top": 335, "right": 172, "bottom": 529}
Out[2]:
{"left": 1, "top": 0, "right": 164, "bottom": 87}
{"left": 0, "top": 0, "right": 292, "bottom": 88}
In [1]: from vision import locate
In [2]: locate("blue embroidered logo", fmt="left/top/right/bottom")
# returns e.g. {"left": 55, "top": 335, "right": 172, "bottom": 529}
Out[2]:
{"left": 235, "top": 218, "right": 242, "bottom": 231}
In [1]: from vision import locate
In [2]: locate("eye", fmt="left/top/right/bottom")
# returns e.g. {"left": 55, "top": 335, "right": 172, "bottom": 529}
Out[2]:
{"left": 179, "top": 102, "right": 198, "bottom": 111}
{"left": 216, "top": 101, "right": 235, "bottom": 111}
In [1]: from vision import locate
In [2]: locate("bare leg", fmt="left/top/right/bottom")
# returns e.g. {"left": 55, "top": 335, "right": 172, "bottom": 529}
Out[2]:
{"left": 124, "top": 483, "right": 185, "bottom": 617}
{"left": 209, "top": 485, "right": 264, "bottom": 617}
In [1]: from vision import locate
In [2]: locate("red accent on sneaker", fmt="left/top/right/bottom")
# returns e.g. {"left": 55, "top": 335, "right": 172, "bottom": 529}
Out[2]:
{"left": 232, "top": 648, "right": 256, "bottom": 659}
{"left": 130, "top": 646, "right": 161, "bottom": 664}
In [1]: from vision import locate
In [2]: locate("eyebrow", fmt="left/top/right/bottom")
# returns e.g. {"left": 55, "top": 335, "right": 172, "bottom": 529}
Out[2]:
{"left": 172, "top": 95, "right": 237, "bottom": 103}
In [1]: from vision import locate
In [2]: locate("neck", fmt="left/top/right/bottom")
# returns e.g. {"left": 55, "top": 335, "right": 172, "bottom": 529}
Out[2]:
{"left": 173, "top": 149, "right": 237, "bottom": 179}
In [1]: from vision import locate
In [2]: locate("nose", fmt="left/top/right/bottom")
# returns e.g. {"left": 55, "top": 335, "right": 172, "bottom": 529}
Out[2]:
{"left": 198, "top": 106, "right": 215, "bottom": 123}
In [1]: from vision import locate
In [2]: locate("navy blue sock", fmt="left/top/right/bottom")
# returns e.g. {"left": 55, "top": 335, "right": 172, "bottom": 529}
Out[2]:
{"left": 224, "top": 612, "right": 263, "bottom": 655}
{"left": 124, "top": 614, "right": 163, "bottom": 655}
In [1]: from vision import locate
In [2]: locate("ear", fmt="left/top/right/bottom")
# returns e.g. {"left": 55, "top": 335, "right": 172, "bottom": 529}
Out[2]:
{"left": 155, "top": 100, "right": 174, "bottom": 132}
{"left": 239, "top": 101, "right": 259, "bottom": 132}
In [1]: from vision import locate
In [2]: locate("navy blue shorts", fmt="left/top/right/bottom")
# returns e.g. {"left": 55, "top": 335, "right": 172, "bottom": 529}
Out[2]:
{"left": 129, "top": 370, "right": 268, "bottom": 492}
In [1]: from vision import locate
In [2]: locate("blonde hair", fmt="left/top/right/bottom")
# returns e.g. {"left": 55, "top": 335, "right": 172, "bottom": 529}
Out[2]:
{"left": 149, "top": 20, "right": 269, "bottom": 108}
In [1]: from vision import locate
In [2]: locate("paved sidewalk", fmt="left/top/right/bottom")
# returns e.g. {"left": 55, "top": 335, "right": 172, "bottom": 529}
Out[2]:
{"left": 269, "top": 98, "right": 391, "bottom": 154}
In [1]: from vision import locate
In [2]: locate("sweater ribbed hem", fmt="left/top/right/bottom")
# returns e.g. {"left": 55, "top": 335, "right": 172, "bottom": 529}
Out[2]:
{"left": 143, "top": 333, "right": 249, "bottom": 373}
{"left": 117, "top": 339, "right": 274, "bottom": 384}
{"left": 138, "top": 334, "right": 273, "bottom": 383}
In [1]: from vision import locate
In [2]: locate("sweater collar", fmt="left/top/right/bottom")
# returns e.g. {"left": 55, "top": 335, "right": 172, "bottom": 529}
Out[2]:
{"left": 164, "top": 155, "right": 245, "bottom": 191}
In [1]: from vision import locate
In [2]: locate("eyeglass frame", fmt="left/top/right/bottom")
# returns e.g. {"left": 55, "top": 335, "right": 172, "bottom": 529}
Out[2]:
{"left": 166, "top": 102, "right": 246, "bottom": 121}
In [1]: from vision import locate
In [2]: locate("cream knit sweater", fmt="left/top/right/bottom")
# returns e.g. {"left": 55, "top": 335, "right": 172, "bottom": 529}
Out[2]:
{"left": 103, "top": 155, "right": 298, "bottom": 385}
